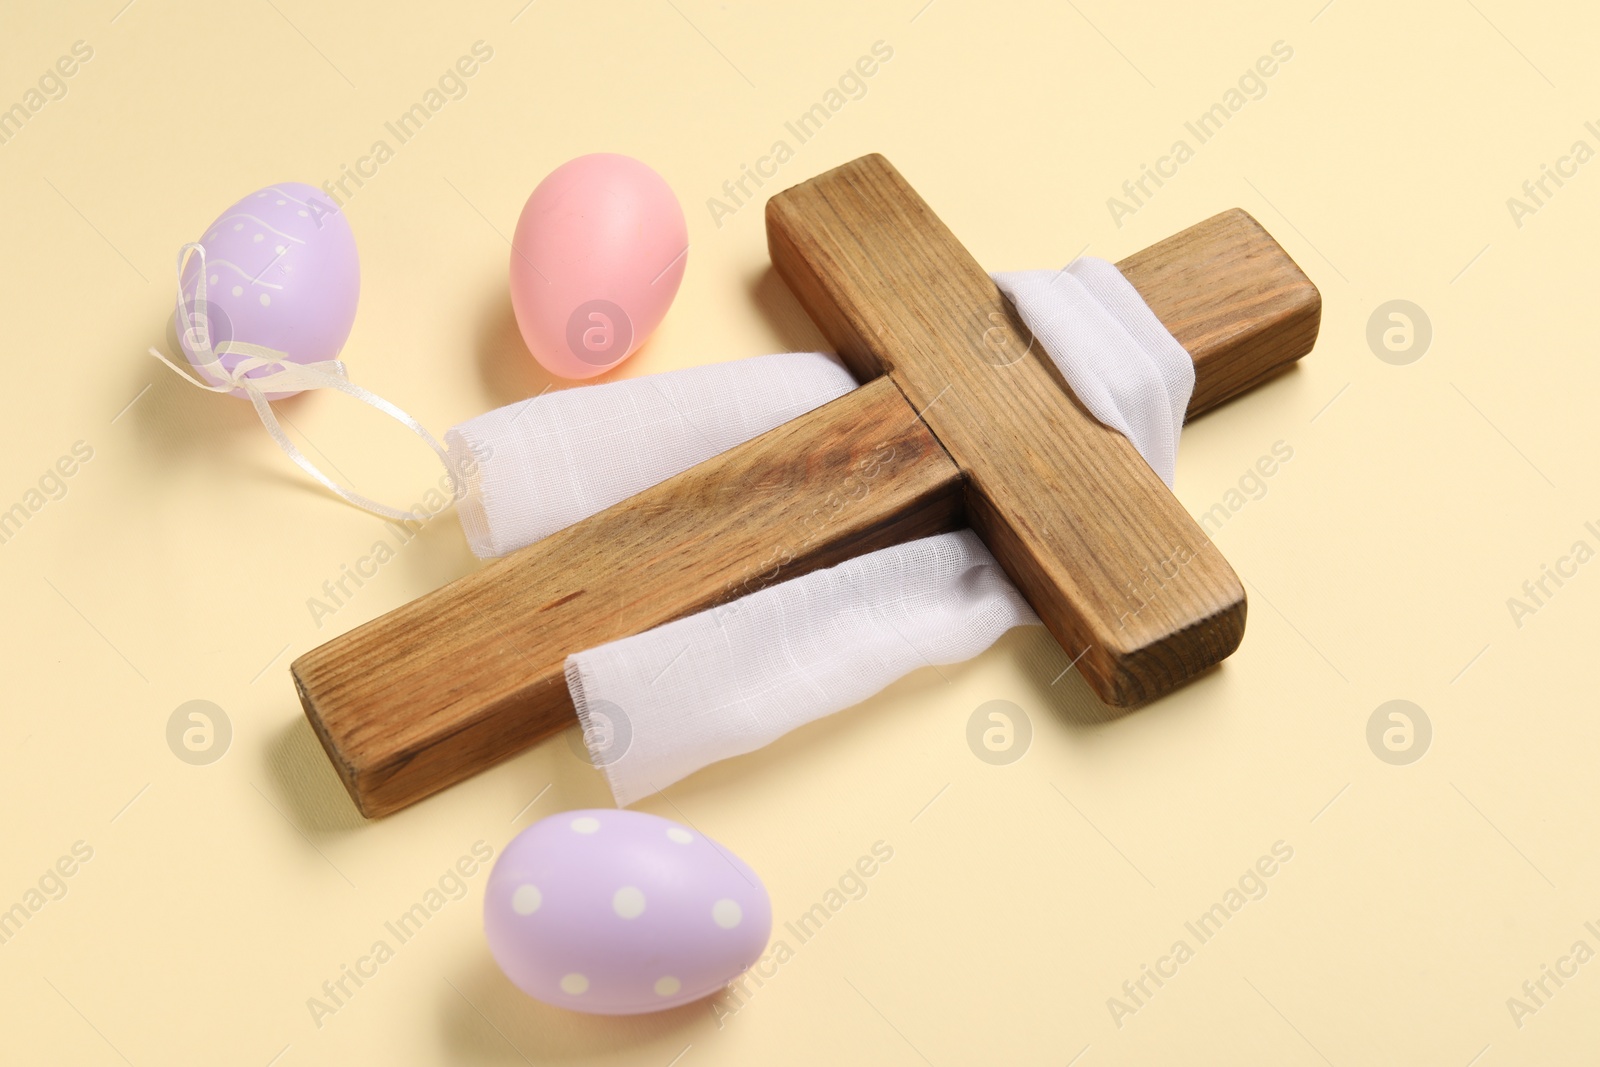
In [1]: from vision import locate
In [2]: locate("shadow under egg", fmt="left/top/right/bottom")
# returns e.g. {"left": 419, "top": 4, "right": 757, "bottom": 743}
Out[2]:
{"left": 471, "top": 290, "right": 665, "bottom": 411}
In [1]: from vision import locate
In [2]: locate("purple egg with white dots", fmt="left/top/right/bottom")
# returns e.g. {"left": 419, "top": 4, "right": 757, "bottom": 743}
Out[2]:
{"left": 180, "top": 182, "right": 359, "bottom": 399}
{"left": 484, "top": 809, "right": 771, "bottom": 1014}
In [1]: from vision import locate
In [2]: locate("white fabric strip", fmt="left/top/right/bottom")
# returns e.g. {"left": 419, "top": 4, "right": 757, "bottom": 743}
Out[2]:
{"left": 447, "top": 258, "right": 1193, "bottom": 805}
{"left": 991, "top": 259, "right": 1193, "bottom": 487}
{"left": 565, "top": 530, "right": 1037, "bottom": 806}
{"left": 445, "top": 351, "right": 856, "bottom": 558}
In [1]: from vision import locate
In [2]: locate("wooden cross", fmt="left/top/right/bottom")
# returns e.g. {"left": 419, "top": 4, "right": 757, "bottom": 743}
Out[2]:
{"left": 293, "top": 154, "right": 1319, "bottom": 817}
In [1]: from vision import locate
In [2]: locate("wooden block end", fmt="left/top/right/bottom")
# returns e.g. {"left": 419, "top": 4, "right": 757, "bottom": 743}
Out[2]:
{"left": 1116, "top": 207, "right": 1321, "bottom": 419}
{"left": 1088, "top": 582, "right": 1247, "bottom": 707}
{"left": 290, "top": 654, "right": 375, "bottom": 819}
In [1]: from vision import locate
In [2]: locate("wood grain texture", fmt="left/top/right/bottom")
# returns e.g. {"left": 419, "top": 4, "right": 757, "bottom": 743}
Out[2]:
{"left": 292, "top": 377, "right": 962, "bottom": 816}
{"left": 766, "top": 154, "right": 1267, "bottom": 706}
{"left": 1115, "top": 208, "right": 1320, "bottom": 420}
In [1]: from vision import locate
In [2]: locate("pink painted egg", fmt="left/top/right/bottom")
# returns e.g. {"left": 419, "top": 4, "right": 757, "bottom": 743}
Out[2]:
{"left": 180, "top": 182, "right": 359, "bottom": 398}
{"left": 509, "top": 154, "right": 688, "bottom": 380}
{"left": 484, "top": 809, "right": 771, "bottom": 1014}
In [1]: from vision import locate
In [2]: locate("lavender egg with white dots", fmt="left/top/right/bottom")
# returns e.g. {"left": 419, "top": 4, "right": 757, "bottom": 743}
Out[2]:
{"left": 485, "top": 809, "right": 771, "bottom": 1014}
{"left": 179, "top": 183, "right": 358, "bottom": 399}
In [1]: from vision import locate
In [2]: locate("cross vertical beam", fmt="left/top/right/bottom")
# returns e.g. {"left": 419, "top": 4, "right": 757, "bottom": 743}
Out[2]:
{"left": 766, "top": 153, "right": 1318, "bottom": 704}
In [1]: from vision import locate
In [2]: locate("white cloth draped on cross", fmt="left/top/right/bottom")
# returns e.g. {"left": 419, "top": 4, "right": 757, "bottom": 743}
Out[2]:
{"left": 444, "top": 259, "right": 1194, "bottom": 806}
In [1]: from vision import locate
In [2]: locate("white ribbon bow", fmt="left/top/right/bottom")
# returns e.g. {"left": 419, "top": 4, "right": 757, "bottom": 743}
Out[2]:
{"left": 149, "top": 243, "right": 461, "bottom": 523}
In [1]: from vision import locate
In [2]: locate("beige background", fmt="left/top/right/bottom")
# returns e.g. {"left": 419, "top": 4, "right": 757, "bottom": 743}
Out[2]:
{"left": 2, "top": 0, "right": 1596, "bottom": 1063}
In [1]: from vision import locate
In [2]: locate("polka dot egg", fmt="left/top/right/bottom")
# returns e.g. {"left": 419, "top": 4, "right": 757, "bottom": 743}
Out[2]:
{"left": 179, "top": 183, "right": 359, "bottom": 399}
{"left": 485, "top": 809, "right": 771, "bottom": 1014}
